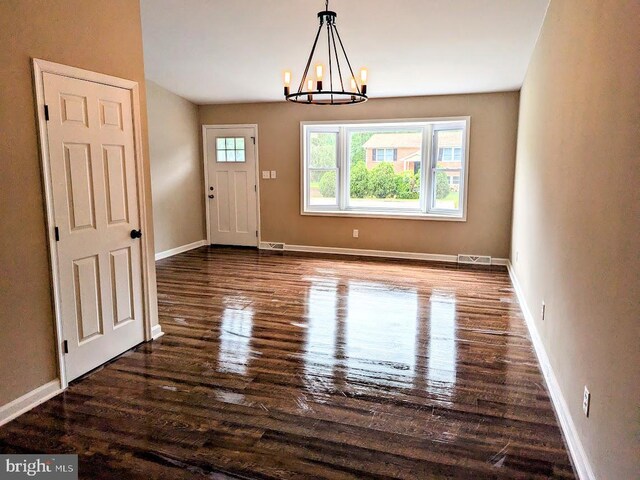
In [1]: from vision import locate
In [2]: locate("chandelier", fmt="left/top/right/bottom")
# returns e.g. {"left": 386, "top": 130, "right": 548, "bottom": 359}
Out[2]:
{"left": 283, "top": 0, "right": 368, "bottom": 105}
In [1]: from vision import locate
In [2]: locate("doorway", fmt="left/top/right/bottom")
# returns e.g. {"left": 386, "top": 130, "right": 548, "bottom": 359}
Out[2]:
{"left": 203, "top": 125, "right": 260, "bottom": 247}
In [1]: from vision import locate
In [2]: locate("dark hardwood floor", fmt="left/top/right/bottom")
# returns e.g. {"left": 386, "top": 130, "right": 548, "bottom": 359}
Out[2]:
{"left": 0, "top": 247, "right": 575, "bottom": 479}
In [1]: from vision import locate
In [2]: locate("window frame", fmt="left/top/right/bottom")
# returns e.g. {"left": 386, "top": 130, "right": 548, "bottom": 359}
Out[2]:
{"left": 300, "top": 117, "right": 470, "bottom": 221}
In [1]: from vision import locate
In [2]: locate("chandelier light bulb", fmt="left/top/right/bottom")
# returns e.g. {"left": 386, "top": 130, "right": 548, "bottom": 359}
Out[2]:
{"left": 316, "top": 64, "right": 324, "bottom": 91}
{"left": 350, "top": 77, "right": 357, "bottom": 91}
{"left": 360, "top": 68, "right": 368, "bottom": 95}
{"left": 307, "top": 79, "right": 314, "bottom": 102}
{"left": 283, "top": 71, "right": 292, "bottom": 96}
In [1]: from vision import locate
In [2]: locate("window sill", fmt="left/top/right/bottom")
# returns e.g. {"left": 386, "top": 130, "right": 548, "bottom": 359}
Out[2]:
{"left": 301, "top": 209, "right": 466, "bottom": 222}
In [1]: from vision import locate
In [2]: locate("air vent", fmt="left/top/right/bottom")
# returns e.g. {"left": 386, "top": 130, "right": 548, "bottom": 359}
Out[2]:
{"left": 265, "top": 242, "right": 285, "bottom": 250}
{"left": 457, "top": 254, "right": 492, "bottom": 266}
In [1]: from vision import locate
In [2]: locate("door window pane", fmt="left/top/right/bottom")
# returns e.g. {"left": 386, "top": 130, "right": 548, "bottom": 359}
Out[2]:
{"left": 216, "top": 137, "right": 246, "bottom": 163}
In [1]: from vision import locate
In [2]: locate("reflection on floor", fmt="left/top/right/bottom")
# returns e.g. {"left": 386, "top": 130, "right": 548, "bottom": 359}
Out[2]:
{"left": 0, "top": 247, "right": 575, "bottom": 479}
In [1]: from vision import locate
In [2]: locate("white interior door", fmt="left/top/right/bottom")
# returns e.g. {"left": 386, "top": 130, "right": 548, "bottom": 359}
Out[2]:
{"left": 43, "top": 72, "right": 145, "bottom": 381}
{"left": 206, "top": 127, "right": 258, "bottom": 246}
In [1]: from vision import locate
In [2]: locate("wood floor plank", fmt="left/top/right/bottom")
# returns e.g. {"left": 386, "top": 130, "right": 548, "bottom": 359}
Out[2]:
{"left": 0, "top": 246, "right": 575, "bottom": 479}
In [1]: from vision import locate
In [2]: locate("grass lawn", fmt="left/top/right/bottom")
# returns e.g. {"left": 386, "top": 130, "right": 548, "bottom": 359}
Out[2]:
{"left": 443, "top": 191, "right": 459, "bottom": 209}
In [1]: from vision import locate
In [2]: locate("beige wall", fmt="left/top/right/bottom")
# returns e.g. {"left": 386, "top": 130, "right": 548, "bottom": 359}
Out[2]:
{"left": 0, "top": 0, "right": 157, "bottom": 406}
{"left": 200, "top": 92, "right": 519, "bottom": 258}
{"left": 147, "top": 80, "right": 205, "bottom": 253}
{"left": 511, "top": 1, "right": 640, "bottom": 478}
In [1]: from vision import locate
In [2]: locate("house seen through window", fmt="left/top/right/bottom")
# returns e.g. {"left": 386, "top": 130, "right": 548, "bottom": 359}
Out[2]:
{"left": 302, "top": 118, "right": 469, "bottom": 219}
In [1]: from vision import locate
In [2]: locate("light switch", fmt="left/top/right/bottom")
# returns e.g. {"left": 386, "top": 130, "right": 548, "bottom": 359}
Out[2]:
{"left": 270, "top": 170, "right": 277, "bottom": 179}
{"left": 262, "top": 171, "right": 270, "bottom": 179}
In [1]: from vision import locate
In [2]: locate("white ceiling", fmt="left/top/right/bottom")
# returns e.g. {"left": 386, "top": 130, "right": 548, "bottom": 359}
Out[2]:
{"left": 140, "top": 0, "right": 549, "bottom": 104}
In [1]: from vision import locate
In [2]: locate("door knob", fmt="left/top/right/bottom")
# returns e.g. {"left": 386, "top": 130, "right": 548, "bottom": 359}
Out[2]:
{"left": 130, "top": 229, "right": 142, "bottom": 239}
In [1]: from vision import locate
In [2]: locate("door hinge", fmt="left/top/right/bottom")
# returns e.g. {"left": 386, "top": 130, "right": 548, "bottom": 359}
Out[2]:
{"left": 63, "top": 340, "right": 68, "bottom": 354}
{"left": 251, "top": 136, "right": 255, "bottom": 145}
{"left": 44, "top": 105, "right": 50, "bottom": 121}
{"left": 54, "top": 226, "right": 60, "bottom": 242}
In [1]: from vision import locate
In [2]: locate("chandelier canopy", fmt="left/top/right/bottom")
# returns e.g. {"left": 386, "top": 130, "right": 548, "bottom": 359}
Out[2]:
{"left": 283, "top": 0, "right": 368, "bottom": 105}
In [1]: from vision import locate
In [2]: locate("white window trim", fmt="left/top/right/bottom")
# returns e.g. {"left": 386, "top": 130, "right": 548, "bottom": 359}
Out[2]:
{"left": 300, "top": 117, "right": 470, "bottom": 222}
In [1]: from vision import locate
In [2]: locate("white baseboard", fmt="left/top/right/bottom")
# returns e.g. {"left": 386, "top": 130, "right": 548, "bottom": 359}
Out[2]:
{"left": 259, "top": 242, "right": 508, "bottom": 266}
{"left": 151, "top": 324, "right": 165, "bottom": 340}
{"left": 0, "top": 379, "right": 63, "bottom": 427}
{"left": 155, "top": 240, "right": 207, "bottom": 261}
{"left": 507, "top": 262, "right": 595, "bottom": 480}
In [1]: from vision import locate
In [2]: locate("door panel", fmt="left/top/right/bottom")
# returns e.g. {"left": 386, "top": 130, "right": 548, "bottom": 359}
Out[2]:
{"left": 64, "top": 143, "right": 95, "bottom": 230}
{"left": 60, "top": 94, "right": 88, "bottom": 126}
{"left": 44, "top": 72, "right": 145, "bottom": 381}
{"left": 206, "top": 127, "right": 258, "bottom": 246}
{"left": 234, "top": 171, "right": 249, "bottom": 233}
{"left": 103, "top": 144, "right": 129, "bottom": 224}
{"left": 73, "top": 255, "right": 103, "bottom": 342}
{"left": 99, "top": 100, "right": 123, "bottom": 129}
{"left": 215, "top": 171, "right": 231, "bottom": 232}
{"left": 110, "top": 247, "right": 134, "bottom": 327}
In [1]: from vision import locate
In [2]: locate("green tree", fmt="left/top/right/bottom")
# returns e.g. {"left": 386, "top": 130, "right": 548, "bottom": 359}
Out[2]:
{"left": 435, "top": 171, "right": 450, "bottom": 199}
{"left": 349, "top": 163, "right": 370, "bottom": 198}
{"left": 369, "top": 163, "right": 397, "bottom": 198}
{"left": 310, "top": 133, "right": 337, "bottom": 168}
{"left": 349, "top": 132, "right": 374, "bottom": 165}
{"left": 395, "top": 171, "right": 420, "bottom": 199}
{"left": 318, "top": 170, "right": 336, "bottom": 198}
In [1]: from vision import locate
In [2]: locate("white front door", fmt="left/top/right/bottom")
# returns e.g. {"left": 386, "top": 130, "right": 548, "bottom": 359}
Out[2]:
{"left": 205, "top": 127, "right": 258, "bottom": 246}
{"left": 44, "top": 72, "right": 145, "bottom": 381}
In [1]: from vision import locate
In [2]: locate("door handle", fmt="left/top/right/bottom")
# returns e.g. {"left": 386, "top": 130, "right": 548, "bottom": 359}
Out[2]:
{"left": 130, "top": 229, "right": 142, "bottom": 239}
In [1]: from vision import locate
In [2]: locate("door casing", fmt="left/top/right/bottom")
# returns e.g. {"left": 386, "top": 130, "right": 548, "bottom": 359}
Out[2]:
{"left": 202, "top": 124, "right": 261, "bottom": 246}
{"left": 32, "top": 58, "right": 158, "bottom": 389}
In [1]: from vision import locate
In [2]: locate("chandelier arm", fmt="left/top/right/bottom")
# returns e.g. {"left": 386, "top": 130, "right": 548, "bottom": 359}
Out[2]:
{"left": 329, "top": 25, "right": 345, "bottom": 92}
{"left": 297, "top": 22, "right": 324, "bottom": 94}
{"left": 327, "top": 22, "right": 334, "bottom": 103}
{"left": 333, "top": 25, "right": 362, "bottom": 95}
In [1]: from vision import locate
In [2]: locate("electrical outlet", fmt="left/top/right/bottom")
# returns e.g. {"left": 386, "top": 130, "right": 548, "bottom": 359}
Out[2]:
{"left": 583, "top": 386, "right": 590, "bottom": 417}
{"left": 353, "top": 229, "right": 359, "bottom": 238}
{"left": 270, "top": 170, "right": 277, "bottom": 179}
{"left": 262, "top": 171, "right": 270, "bottom": 179}
{"left": 541, "top": 301, "right": 546, "bottom": 321}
